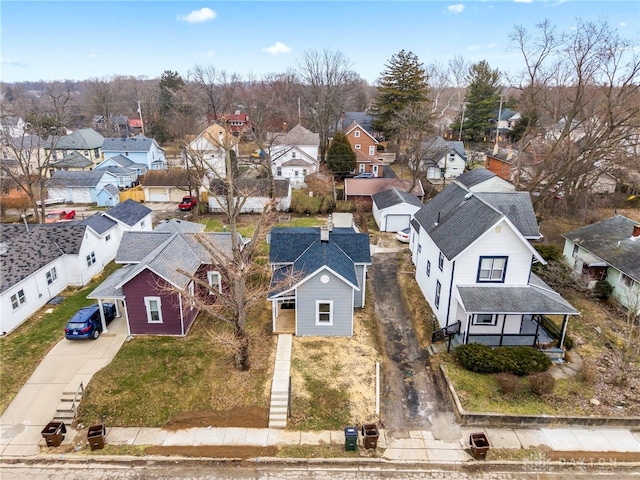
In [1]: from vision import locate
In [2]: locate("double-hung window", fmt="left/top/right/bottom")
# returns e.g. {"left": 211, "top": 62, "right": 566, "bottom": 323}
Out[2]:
{"left": 46, "top": 267, "right": 58, "bottom": 285}
{"left": 316, "top": 300, "right": 333, "bottom": 325}
{"left": 438, "top": 252, "right": 444, "bottom": 271}
{"left": 435, "top": 281, "right": 441, "bottom": 309}
{"left": 426, "top": 260, "right": 431, "bottom": 277}
{"left": 144, "top": 297, "right": 163, "bottom": 323}
{"left": 477, "top": 256, "right": 507, "bottom": 282}
{"left": 86, "top": 252, "right": 96, "bottom": 267}
{"left": 11, "top": 289, "right": 26, "bottom": 310}
{"left": 208, "top": 271, "right": 222, "bottom": 294}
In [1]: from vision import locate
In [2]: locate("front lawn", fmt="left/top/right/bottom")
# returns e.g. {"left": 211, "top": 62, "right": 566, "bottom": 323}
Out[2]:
{"left": 76, "top": 307, "right": 275, "bottom": 427}
{"left": 0, "top": 262, "right": 119, "bottom": 414}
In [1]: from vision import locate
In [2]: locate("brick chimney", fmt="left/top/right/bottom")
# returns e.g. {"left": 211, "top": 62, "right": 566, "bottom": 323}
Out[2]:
{"left": 320, "top": 225, "right": 330, "bottom": 243}
{"left": 633, "top": 225, "right": 640, "bottom": 238}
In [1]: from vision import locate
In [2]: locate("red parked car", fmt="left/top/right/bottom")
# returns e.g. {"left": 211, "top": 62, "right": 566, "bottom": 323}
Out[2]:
{"left": 45, "top": 209, "right": 76, "bottom": 223}
{"left": 178, "top": 195, "right": 198, "bottom": 211}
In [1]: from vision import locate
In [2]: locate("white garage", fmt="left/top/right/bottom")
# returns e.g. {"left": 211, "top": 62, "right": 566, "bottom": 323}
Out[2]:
{"left": 372, "top": 188, "right": 423, "bottom": 232}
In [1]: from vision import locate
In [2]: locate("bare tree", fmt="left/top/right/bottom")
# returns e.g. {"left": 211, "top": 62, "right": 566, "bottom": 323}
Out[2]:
{"left": 510, "top": 19, "right": 640, "bottom": 214}
{"left": 189, "top": 65, "right": 241, "bottom": 123}
{"left": 297, "top": 49, "right": 361, "bottom": 160}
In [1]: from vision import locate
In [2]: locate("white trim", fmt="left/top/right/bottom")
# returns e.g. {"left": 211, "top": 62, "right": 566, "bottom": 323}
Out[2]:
{"left": 208, "top": 270, "right": 222, "bottom": 294}
{"left": 144, "top": 296, "right": 163, "bottom": 323}
{"left": 315, "top": 300, "right": 333, "bottom": 326}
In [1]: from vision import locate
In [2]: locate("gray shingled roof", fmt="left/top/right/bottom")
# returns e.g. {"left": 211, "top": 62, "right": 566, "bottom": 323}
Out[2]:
{"left": 101, "top": 184, "right": 120, "bottom": 196}
{"left": 372, "top": 187, "right": 422, "bottom": 210}
{"left": 116, "top": 232, "right": 173, "bottom": 263}
{"left": 102, "top": 135, "right": 159, "bottom": 153}
{"left": 209, "top": 178, "right": 290, "bottom": 198}
{"left": 86, "top": 265, "right": 131, "bottom": 300}
{"left": 0, "top": 223, "right": 88, "bottom": 293}
{"left": 155, "top": 219, "right": 206, "bottom": 234}
{"left": 77, "top": 213, "right": 117, "bottom": 235}
{"left": 46, "top": 128, "right": 105, "bottom": 150}
{"left": 104, "top": 199, "right": 152, "bottom": 227}
{"left": 269, "top": 124, "right": 319, "bottom": 146}
{"left": 455, "top": 168, "right": 497, "bottom": 188}
{"left": 51, "top": 151, "right": 93, "bottom": 169}
{"left": 563, "top": 215, "right": 640, "bottom": 281}
{"left": 458, "top": 282, "right": 578, "bottom": 315}
{"left": 475, "top": 192, "right": 542, "bottom": 239}
{"left": 47, "top": 170, "right": 107, "bottom": 188}
{"left": 413, "top": 183, "right": 504, "bottom": 260}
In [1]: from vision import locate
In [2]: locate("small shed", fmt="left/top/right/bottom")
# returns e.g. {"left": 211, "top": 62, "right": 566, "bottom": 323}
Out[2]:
{"left": 372, "top": 188, "right": 422, "bottom": 232}
{"left": 96, "top": 184, "right": 121, "bottom": 207}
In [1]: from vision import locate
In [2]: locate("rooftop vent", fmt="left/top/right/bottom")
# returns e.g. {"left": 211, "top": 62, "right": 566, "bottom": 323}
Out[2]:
{"left": 320, "top": 225, "right": 330, "bottom": 243}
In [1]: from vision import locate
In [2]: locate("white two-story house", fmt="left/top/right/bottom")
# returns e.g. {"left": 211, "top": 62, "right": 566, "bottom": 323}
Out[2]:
{"left": 268, "top": 124, "right": 319, "bottom": 189}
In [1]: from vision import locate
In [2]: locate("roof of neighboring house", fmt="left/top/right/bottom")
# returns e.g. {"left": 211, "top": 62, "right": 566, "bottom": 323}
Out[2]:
{"left": 99, "top": 165, "right": 137, "bottom": 177}
{"left": 269, "top": 124, "right": 319, "bottom": 146}
{"left": 107, "top": 231, "right": 237, "bottom": 291}
{"left": 6, "top": 135, "right": 44, "bottom": 149}
{"left": 97, "top": 154, "right": 145, "bottom": 170}
{"left": 421, "top": 136, "right": 466, "bottom": 164}
{"left": 155, "top": 219, "right": 206, "bottom": 233}
{"left": 345, "top": 121, "right": 378, "bottom": 144}
{"left": 102, "top": 135, "right": 163, "bottom": 153}
{"left": 47, "top": 170, "right": 109, "bottom": 188}
{"left": 455, "top": 168, "right": 499, "bottom": 188}
{"left": 412, "top": 182, "right": 543, "bottom": 259}
{"left": 51, "top": 151, "right": 93, "bottom": 169}
{"left": 129, "top": 119, "right": 143, "bottom": 128}
{"left": 100, "top": 184, "right": 120, "bottom": 196}
{"left": 209, "top": 178, "right": 290, "bottom": 198}
{"left": 345, "top": 178, "right": 425, "bottom": 198}
{"left": 46, "top": 128, "right": 104, "bottom": 150}
{"left": 0, "top": 223, "right": 89, "bottom": 293}
{"left": 77, "top": 213, "right": 118, "bottom": 235}
{"left": 103, "top": 199, "right": 152, "bottom": 227}
{"left": 268, "top": 226, "right": 371, "bottom": 298}
{"left": 372, "top": 187, "right": 423, "bottom": 210}
{"left": 342, "top": 112, "right": 375, "bottom": 134}
{"left": 563, "top": 215, "right": 640, "bottom": 281}
{"left": 141, "top": 169, "right": 192, "bottom": 187}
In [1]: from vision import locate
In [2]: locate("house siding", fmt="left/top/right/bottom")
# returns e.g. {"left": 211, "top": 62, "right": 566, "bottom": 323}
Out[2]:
{"left": 295, "top": 270, "right": 354, "bottom": 336}
{"left": 122, "top": 269, "right": 191, "bottom": 335}
{"left": 354, "top": 265, "right": 366, "bottom": 308}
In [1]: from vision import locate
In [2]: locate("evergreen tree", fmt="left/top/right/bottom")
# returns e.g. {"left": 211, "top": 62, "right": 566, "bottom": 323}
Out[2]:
{"left": 371, "top": 50, "right": 429, "bottom": 138}
{"left": 457, "top": 60, "right": 501, "bottom": 143}
{"left": 326, "top": 131, "right": 356, "bottom": 178}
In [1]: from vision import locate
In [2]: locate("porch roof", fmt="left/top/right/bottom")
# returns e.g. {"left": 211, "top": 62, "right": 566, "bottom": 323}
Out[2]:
{"left": 457, "top": 284, "right": 579, "bottom": 315}
{"left": 87, "top": 265, "right": 130, "bottom": 300}
{"left": 576, "top": 250, "right": 607, "bottom": 267}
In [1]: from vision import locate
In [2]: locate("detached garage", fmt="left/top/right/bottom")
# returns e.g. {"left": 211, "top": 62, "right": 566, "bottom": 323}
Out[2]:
{"left": 372, "top": 187, "right": 422, "bottom": 232}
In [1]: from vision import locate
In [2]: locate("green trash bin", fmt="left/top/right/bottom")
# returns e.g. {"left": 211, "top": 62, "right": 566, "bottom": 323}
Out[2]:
{"left": 344, "top": 426, "right": 358, "bottom": 451}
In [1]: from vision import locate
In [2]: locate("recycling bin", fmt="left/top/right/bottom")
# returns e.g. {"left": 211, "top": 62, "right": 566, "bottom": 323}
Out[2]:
{"left": 470, "top": 432, "right": 490, "bottom": 460}
{"left": 41, "top": 421, "right": 66, "bottom": 447}
{"left": 361, "top": 423, "right": 379, "bottom": 449}
{"left": 87, "top": 424, "right": 106, "bottom": 451}
{"left": 344, "top": 426, "right": 358, "bottom": 451}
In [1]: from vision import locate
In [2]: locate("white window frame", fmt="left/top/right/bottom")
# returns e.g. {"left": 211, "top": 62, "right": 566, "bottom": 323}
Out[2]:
{"left": 11, "top": 289, "right": 26, "bottom": 310}
{"left": 86, "top": 252, "right": 96, "bottom": 267}
{"left": 315, "top": 300, "right": 333, "bottom": 326}
{"left": 354, "top": 130, "right": 360, "bottom": 138}
{"left": 473, "top": 314, "right": 497, "bottom": 326}
{"left": 46, "top": 267, "right": 58, "bottom": 285}
{"left": 620, "top": 273, "right": 635, "bottom": 289}
{"left": 369, "top": 146, "right": 375, "bottom": 155}
{"left": 355, "top": 144, "right": 361, "bottom": 150}
{"left": 144, "top": 296, "right": 163, "bottom": 323}
{"left": 106, "top": 234, "right": 111, "bottom": 242}
{"left": 208, "top": 271, "right": 222, "bottom": 294}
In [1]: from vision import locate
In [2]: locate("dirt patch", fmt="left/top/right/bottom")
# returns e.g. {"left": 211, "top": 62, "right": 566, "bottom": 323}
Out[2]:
{"left": 144, "top": 445, "right": 278, "bottom": 458}
{"left": 164, "top": 407, "right": 269, "bottom": 430}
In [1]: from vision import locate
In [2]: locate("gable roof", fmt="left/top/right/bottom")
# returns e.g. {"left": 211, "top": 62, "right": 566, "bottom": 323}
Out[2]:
{"left": 47, "top": 128, "right": 104, "bottom": 150}
{"left": 341, "top": 112, "right": 375, "bottom": 135}
{"left": 345, "top": 178, "right": 425, "bottom": 198}
{"left": 563, "top": 215, "right": 640, "bottom": 281}
{"left": 269, "top": 124, "right": 319, "bottom": 146}
{"left": 0, "top": 223, "right": 88, "bottom": 293}
{"left": 455, "top": 168, "right": 498, "bottom": 188}
{"left": 97, "top": 154, "right": 145, "bottom": 170}
{"left": 47, "top": 170, "right": 109, "bottom": 188}
{"left": 155, "top": 219, "right": 206, "bottom": 233}
{"left": 100, "top": 184, "right": 121, "bottom": 196}
{"left": 421, "top": 136, "right": 466, "bottom": 164}
{"left": 102, "top": 135, "right": 163, "bottom": 153}
{"left": 103, "top": 199, "right": 152, "bottom": 227}
{"left": 345, "top": 121, "right": 378, "bottom": 144}
{"left": 51, "top": 151, "right": 93, "bottom": 169}
{"left": 372, "top": 187, "right": 422, "bottom": 210}
{"left": 268, "top": 227, "right": 371, "bottom": 297}
{"left": 475, "top": 192, "right": 542, "bottom": 239}
{"left": 77, "top": 212, "right": 118, "bottom": 235}
{"left": 413, "top": 182, "right": 543, "bottom": 260}
{"left": 141, "top": 169, "right": 192, "bottom": 187}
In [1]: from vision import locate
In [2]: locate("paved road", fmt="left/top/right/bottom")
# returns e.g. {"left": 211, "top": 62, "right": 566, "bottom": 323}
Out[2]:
{"left": 370, "top": 252, "right": 451, "bottom": 441}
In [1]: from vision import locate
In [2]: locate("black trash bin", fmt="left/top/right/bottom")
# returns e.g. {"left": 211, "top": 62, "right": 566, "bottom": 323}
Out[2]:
{"left": 87, "top": 424, "right": 106, "bottom": 451}
{"left": 361, "top": 423, "right": 379, "bottom": 449}
{"left": 344, "top": 426, "right": 358, "bottom": 451}
{"left": 470, "top": 432, "right": 490, "bottom": 460}
{"left": 41, "top": 421, "right": 66, "bottom": 447}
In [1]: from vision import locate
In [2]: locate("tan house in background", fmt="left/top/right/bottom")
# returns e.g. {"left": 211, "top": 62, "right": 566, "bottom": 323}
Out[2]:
{"left": 344, "top": 121, "right": 384, "bottom": 177}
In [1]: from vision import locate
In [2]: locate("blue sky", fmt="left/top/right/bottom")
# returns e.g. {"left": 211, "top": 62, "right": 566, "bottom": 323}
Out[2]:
{"left": 1, "top": 1, "right": 638, "bottom": 84}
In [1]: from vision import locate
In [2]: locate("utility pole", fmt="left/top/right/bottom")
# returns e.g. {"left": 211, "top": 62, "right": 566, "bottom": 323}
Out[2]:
{"left": 495, "top": 94, "right": 504, "bottom": 145}
{"left": 137, "top": 101, "right": 145, "bottom": 135}
{"left": 458, "top": 103, "right": 467, "bottom": 142}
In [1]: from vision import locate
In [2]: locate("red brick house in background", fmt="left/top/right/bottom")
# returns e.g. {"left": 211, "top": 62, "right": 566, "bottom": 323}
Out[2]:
{"left": 344, "top": 121, "right": 384, "bottom": 177}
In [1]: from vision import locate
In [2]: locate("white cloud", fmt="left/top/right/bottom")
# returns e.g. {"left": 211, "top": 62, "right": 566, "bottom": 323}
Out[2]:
{"left": 177, "top": 7, "right": 216, "bottom": 24}
{"left": 513, "top": 0, "right": 533, "bottom": 3}
{"left": 202, "top": 51, "right": 215, "bottom": 58}
{"left": 448, "top": 4, "right": 464, "bottom": 14}
{"left": 620, "top": 22, "right": 628, "bottom": 27}
{"left": 0, "top": 58, "right": 28, "bottom": 68}
{"left": 262, "top": 42, "right": 292, "bottom": 55}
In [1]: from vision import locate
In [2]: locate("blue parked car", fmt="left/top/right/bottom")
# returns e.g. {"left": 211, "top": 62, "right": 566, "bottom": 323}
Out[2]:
{"left": 64, "top": 303, "right": 116, "bottom": 340}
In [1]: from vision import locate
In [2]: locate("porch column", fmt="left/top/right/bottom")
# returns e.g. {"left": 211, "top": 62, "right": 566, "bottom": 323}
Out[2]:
{"left": 559, "top": 315, "right": 569, "bottom": 349}
{"left": 98, "top": 299, "right": 108, "bottom": 333}
{"left": 272, "top": 301, "right": 277, "bottom": 332}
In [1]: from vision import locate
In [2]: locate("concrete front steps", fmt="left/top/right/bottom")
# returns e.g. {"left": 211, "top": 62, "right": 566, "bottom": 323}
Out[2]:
{"left": 268, "top": 334, "right": 292, "bottom": 428}
{"left": 52, "top": 382, "right": 84, "bottom": 423}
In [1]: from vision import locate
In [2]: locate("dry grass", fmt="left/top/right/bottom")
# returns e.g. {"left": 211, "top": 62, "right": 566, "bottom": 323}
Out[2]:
{"left": 397, "top": 251, "right": 435, "bottom": 350}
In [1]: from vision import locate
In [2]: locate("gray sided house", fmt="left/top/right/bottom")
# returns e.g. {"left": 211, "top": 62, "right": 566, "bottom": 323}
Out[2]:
{"left": 372, "top": 187, "right": 423, "bottom": 232}
{"left": 563, "top": 215, "right": 640, "bottom": 317}
{"left": 102, "top": 135, "right": 166, "bottom": 171}
{"left": 268, "top": 226, "right": 371, "bottom": 337}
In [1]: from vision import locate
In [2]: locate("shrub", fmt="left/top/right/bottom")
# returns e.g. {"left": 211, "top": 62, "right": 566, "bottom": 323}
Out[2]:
{"left": 455, "top": 343, "right": 552, "bottom": 376}
{"left": 580, "top": 358, "right": 598, "bottom": 384}
{"left": 335, "top": 200, "right": 354, "bottom": 212}
{"left": 534, "top": 243, "right": 564, "bottom": 263}
{"left": 528, "top": 372, "right": 556, "bottom": 396}
{"left": 593, "top": 280, "right": 613, "bottom": 300}
{"left": 455, "top": 343, "right": 501, "bottom": 374}
{"left": 495, "top": 372, "right": 522, "bottom": 396}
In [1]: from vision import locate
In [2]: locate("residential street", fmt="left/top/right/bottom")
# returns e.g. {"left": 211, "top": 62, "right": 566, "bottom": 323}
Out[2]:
{"left": 369, "top": 251, "right": 454, "bottom": 441}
